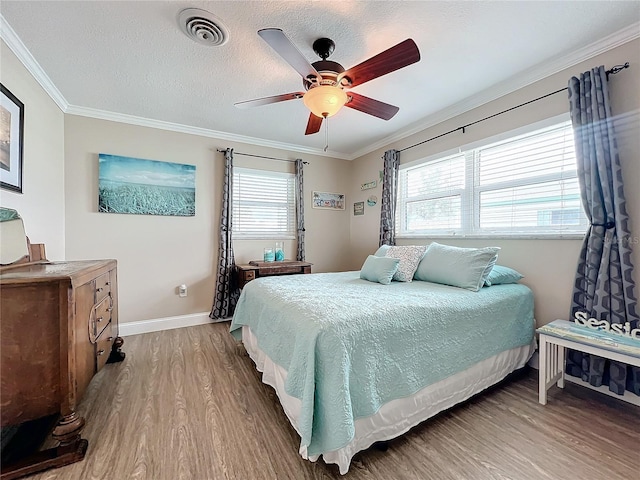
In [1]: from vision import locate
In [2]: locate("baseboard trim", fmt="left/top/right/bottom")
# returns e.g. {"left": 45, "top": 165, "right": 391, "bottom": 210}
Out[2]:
{"left": 119, "top": 312, "right": 230, "bottom": 337}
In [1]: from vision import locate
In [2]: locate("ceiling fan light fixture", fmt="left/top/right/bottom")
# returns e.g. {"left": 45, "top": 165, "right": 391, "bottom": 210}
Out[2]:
{"left": 303, "top": 86, "right": 348, "bottom": 118}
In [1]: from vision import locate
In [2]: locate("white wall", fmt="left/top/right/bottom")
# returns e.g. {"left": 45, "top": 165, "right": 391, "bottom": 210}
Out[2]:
{"left": 349, "top": 39, "right": 640, "bottom": 327}
{"left": 0, "top": 40, "right": 65, "bottom": 259}
{"left": 64, "top": 115, "right": 351, "bottom": 324}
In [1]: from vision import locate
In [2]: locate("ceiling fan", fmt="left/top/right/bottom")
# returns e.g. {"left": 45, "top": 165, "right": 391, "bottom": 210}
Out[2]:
{"left": 235, "top": 29, "right": 421, "bottom": 135}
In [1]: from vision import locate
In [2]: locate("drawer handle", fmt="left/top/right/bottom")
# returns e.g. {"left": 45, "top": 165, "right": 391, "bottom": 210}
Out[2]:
{"left": 97, "top": 349, "right": 105, "bottom": 356}
{"left": 97, "top": 316, "right": 104, "bottom": 323}
{"left": 97, "top": 287, "right": 104, "bottom": 293}
{"left": 108, "top": 336, "right": 114, "bottom": 341}
{"left": 107, "top": 307, "right": 113, "bottom": 312}
{"left": 106, "top": 281, "right": 111, "bottom": 286}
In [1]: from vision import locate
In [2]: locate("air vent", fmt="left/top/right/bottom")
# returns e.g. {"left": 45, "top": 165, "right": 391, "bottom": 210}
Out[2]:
{"left": 178, "top": 8, "right": 229, "bottom": 46}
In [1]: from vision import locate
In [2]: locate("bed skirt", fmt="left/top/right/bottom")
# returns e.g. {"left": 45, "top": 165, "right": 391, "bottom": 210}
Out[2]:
{"left": 241, "top": 325, "right": 535, "bottom": 474}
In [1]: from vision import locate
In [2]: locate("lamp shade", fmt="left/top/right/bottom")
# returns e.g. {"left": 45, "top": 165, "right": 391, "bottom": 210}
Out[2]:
{"left": 303, "top": 86, "right": 348, "bottom": 118}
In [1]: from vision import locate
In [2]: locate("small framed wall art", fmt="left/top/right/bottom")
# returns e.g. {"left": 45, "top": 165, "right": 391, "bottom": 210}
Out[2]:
{"left": 354, "top": 201, "right": 365, "bottom": 216}
{"left": 312, "top": 191, "right": 345, "bottom": 210}
{"left": 0, "top": 84, "right": 24, "bottom": 193}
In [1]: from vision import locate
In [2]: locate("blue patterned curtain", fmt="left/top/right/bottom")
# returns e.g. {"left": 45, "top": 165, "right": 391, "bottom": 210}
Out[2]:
{"left": 210, "top": 148, "right": 240, "bottom": 320}
{"left": 379, "top": 149, "right": 400, "bottom": 247}
{"left": 567, "top": 66, "right": 639, "bottom": 396}
{"left": 295, "top": 159, "right": 306, "bottom": 261}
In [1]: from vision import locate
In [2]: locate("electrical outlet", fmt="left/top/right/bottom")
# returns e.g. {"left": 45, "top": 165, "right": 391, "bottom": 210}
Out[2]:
{"left": 178, "top": 284, "right": 188, "bottom": 297}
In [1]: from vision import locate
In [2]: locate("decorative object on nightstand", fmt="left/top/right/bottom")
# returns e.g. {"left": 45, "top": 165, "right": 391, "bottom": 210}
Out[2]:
{"left": 263, "top": 247, "right": 275, "bottom": 262}
{"left": 235, "top": 260, "right": 313, "bottom": 289}
{"left": 275, "top": 242, "right": 285, "bottom": 261}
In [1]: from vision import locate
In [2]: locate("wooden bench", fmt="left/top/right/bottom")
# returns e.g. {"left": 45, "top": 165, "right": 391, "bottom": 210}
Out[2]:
{"left": 536, "top": 319, "right": 640, "bottom": 406}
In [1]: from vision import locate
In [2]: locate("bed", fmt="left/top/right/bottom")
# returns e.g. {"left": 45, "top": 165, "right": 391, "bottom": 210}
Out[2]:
{"left": 229, "top": 269, "right": 535, "bottom": 474}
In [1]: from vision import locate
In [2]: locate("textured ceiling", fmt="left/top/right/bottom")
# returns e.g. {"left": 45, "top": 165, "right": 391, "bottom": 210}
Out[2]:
{"left": 2, "top": 1, "right": 639, "bottom": 158}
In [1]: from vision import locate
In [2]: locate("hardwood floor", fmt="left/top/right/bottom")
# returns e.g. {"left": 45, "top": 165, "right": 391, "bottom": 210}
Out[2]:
{"left": 27, "top": 323, "right": 639, "bottom": 480}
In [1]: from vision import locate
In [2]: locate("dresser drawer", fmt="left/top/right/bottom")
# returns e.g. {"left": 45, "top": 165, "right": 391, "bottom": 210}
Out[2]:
{"left": 95, "top": 321, "right": 114, "bottom": 372}
{"left": 95, "top": 272, "right": 112, "bottom": 302}
{"left": 90, "top": 294, "right": 114, "bottom": 343}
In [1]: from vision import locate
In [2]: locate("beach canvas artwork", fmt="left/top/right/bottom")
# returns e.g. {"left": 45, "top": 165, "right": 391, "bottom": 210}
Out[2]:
{"left": 99, "top": 154, "right": 196, "bottom": 216}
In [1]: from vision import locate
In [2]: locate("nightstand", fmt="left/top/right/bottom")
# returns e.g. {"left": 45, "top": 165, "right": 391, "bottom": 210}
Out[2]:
{"left": 235, "top": 260, "right": 313, "bottom": 289}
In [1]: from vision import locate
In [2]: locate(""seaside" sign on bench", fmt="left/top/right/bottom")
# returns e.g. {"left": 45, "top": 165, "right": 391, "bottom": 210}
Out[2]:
{"left": 574, "top": 311, "right": 640, "bottom": 339}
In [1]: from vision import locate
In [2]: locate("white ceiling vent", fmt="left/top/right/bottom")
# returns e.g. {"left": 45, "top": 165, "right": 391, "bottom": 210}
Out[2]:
{"left": 178, "top": 8, "right": 229, "bottom": 46}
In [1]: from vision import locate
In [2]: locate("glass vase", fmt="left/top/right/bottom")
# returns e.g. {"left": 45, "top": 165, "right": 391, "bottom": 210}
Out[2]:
{"left": 275, "top": 242, "right": 285, "bottom": 261}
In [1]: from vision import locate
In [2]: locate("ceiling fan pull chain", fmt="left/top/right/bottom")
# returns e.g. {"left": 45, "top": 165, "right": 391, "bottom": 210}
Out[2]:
{"left": 324, "top": 115, "right": 329, "bottom": 152}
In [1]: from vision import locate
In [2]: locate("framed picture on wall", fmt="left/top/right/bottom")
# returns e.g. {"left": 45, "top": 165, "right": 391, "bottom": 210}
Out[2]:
{"left": 0, "top": 84, "right": 24, "bottom": 193}
{"left": 312, "top": 191, "right": 345, "bottom": 210}
{"left": 354, "top": 201, "right": 364, "bottom": 216}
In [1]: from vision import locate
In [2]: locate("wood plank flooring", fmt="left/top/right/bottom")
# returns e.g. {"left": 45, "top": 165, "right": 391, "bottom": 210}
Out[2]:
{"left": 27, "top": 323, "right": 639, "bottom": 480}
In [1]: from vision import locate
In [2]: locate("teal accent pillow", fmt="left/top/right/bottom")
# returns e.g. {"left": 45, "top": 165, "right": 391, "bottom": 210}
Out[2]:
{"left": 484, "top": 265, "right": 524, "bottom": 287}
{"left": 374, "top": 245, "right": 390, "bottom": 257}
{"left": 414, "top": 242, "right": 500, "bottom": 292}
{"left": 360, "top": 255, "right": 400, "bottom": 285}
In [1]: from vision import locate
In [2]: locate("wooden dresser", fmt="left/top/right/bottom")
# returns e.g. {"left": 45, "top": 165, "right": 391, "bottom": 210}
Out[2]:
{"left": 0, "top": 260, "right": 124, "bottom": 479}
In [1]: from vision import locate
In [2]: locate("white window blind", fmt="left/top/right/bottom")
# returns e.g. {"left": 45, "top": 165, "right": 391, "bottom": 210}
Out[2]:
{"left": 232, "top": 167, "right": 296, "bottom": 239}
{"left": 397, "top": 120, "right": 588, "bottom": 237}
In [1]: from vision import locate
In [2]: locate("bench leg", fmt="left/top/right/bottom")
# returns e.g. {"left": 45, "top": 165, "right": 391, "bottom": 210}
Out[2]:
{"left": 539, "top": 337, "right": 547, "bottom": 405}
{"left": 557, "top": 345, "right": 565, "bottom": 389}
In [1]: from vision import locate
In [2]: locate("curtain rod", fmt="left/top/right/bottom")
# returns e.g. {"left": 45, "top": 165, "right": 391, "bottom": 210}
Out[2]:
{"left": 216, "top": 149, "right": 309, "bottom": 164}
{"left": 399, "top": 62, "right": 630, "bottom": 153}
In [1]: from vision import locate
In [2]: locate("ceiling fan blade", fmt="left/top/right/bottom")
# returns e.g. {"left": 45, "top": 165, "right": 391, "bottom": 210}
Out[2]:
{"left": 339, "top": 39, "right": 420, "bottom": 88}
{"left": 258, "top": 28, "right": 320, "bottom": 80}
{"left": 345, "top": 92, "right": 399, "bottom": 120}
{"left": 305, "top": 113, "right": 323, "bottom": 135}
{"left": 234, "top": 92, "right": 304, "bottom": 109}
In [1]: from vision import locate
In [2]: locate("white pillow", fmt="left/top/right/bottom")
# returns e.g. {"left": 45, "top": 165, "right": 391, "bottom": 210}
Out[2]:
{"left": 384, "top": 245, "right": 427, "bottom": 282}
{"left": 414, "top": 242, "right": 500, "bottom": 291}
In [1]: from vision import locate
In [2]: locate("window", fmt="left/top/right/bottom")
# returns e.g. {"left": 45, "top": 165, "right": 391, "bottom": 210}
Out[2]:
{"left": 232, "top": 167, "right": 296, "bottom": 239}
{"left": 397, "top": 119, "right": 587, "bottom": 237}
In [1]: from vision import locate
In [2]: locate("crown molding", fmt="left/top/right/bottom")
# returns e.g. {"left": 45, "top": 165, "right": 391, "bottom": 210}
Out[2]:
{"left": 0, "top": 14, "right": 68, "bottom": 112}
{"left": 349, "top": 21, "right": 640, "bottom": 160}
{"left": 65, "top": 105, "right": 351, "bottom": 160}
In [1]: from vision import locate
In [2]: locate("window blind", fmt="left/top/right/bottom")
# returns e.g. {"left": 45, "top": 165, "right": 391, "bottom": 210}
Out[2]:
{"left": 397, "top": 120, "right": 587, "bottom": 237}
{"left": 232, "top": 167, "right": 296, "bottom": 238}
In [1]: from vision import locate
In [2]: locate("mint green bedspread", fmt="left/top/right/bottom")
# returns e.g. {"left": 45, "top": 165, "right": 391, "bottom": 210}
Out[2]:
{"left": 229, "top": 271, "right": 534, "bottom": 457}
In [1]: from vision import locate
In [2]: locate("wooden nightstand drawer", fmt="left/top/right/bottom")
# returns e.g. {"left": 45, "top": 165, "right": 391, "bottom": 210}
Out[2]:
{"left": 245, "top": 270, "right": 256, "bottom": 281}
